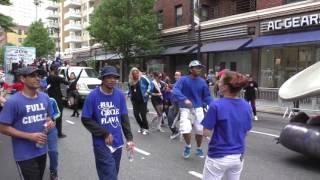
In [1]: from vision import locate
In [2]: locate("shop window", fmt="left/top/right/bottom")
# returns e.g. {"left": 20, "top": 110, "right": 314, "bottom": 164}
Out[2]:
{"left": 175, "top": 5, "right": 183, "bottom": 27}
{"left": 230, "top": 62, "right": 237, "bottom": 71}
{"left": 260, "top": 46, "right": 317, "bottom": 88}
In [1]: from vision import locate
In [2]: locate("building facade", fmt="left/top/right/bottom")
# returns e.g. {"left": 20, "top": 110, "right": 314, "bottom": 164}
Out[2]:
{"left": 154, "top": 0, "right": 320, "bottom": 88}
{"left": 3, "top": 25, "right": 28, "bottom": 46}
{"left": 58, "top": 0, "right": 101, "bottom": 62}
{"left": 46, "top": 0, "right": 60, "bottom": 56}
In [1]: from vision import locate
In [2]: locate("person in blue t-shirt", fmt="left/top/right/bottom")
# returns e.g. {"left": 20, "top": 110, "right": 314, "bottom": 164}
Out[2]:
{"left": 0, "top": 66, "right": 55, "bottom": 180}
{"left": 202, "top": 70, "right": 252, "bottom": 180}
{"left": 81, "top": 66, "right": 134, "bottom": 180}
{"left": 172, "top": 60, "right": 213, "bottom": 159}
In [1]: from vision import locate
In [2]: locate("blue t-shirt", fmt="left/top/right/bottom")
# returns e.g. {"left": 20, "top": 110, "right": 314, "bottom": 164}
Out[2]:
{"left": 172, "top": 75, "right": 213, "bottom": 108}
{"left": 0, "top": 92, "right": 53, "bottom": 161}
{"left": 82, "top": 87, "right": 128, "bottom": 148}
{"left": 202, "top": 98, "right": 252, "bottom": 158}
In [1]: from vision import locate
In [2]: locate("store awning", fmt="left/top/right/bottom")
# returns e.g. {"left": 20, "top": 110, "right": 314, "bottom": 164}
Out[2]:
{"left": 200, "top": 38, "right": 251, "bottom": 53}
{"left": 162, "top": 44, "right": 198, "bottom": 55}
{"left": 246, "top": 30, "right": 320, "bottom": 48}
{"left": 94, "top": 53, "right": 122, "bottom": 61}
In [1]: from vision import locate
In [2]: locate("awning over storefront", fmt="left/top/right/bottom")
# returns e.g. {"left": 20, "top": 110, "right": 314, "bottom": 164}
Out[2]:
{"left": 162, "top": 44, "right": 198, "bottom": 55}
{"left": 246, "top": 30, "right": 320, "bottom": 48}
{"left": 200, "top": 38, "right": 251, "bottom": 53}
{"left": 94, "top": 53, "right": 122, "bottom": 61}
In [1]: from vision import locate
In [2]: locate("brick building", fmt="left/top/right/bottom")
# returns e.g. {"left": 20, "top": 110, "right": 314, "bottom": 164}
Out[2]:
{"left": 146, "top": 0, "right": 320, "bottom": 88}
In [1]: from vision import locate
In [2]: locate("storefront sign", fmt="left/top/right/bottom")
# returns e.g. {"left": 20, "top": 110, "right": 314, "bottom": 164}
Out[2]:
{"left": 267, "top": 13, "right": 320, "bottom": 31}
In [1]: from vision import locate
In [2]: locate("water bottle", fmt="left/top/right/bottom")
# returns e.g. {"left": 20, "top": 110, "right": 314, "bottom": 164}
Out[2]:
{"left": 127, "top": 142, "right": 134, "bottom": 162}
{"left": 36, "top": 123, "right": 48, "bottom": 148}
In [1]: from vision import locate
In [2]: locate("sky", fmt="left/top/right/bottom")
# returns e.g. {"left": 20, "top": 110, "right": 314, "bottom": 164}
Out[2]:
{"left": 0, "top": 0, "right": 48, "bottom": 26}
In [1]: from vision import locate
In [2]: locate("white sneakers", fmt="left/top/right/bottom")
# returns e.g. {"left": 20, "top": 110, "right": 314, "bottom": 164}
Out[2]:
{"left": 254, "top": 116, "right": 258, "bottom": 121}
{"left": 138, "top": 128, "right": 149, "bottom": 135}
{"left": 142, "top": 129, "right": 149, "bottom": 135}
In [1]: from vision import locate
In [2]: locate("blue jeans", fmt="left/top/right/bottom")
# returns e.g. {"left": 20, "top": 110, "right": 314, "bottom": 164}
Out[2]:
{"left": 47, "top": 128, "right": 58, "bottom": 174}
{"left": 93, "top": 145, "right": 122, "bottom": 180}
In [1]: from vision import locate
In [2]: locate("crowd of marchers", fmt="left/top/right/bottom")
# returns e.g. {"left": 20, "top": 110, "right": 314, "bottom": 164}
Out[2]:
{"left": 0, "top": 59, "right": 260, "bottom": 180}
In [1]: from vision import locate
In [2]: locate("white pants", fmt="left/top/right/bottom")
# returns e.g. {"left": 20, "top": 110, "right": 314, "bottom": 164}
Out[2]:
{"left": 202, "top": 154, "right": 244, "bottom": 180}
{"left": 179, "top": 107, "right": 204, "bottom": 135}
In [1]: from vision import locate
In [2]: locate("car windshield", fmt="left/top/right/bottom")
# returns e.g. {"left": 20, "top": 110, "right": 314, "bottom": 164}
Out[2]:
{"left": 84, "top": 69, "right": 99, "bottom": 78}
{"left": 68, "top": 68, "right": 98, "bottom": 78}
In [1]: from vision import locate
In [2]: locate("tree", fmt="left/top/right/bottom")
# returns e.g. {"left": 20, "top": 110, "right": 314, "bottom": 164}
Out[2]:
{"left": 88, "top": 0, "right": 162, "bottom": 81}
{"left": 23, "top": 21, "right": 55, "bottom": 58}
{"left": 0, "top": 0, "right": 15, "bottom": 32}
{"left": 0, "top": 43, "right": 14, "bottom": 66}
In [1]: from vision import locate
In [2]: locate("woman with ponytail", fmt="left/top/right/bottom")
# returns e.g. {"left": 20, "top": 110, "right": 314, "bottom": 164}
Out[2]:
{"left": 202, "top": 70, "right": 252, "bottom": 180}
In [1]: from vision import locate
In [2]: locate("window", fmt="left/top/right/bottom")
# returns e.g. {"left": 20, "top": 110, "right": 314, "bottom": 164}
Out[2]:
{"left": 18, "top": 38, "right": 23, "bottom": 43}
{"left": 158, "top": 10, "right": 163, "bottom": 29}
{"left": 201, "top": 5, "right": 209, "bottom": 21}
{"left": 18, "top": 29, "right": 22, "bottom": 35}
{"left": 230, "top": 62, "right": 237, "bottom": 71}
{"left": 236, "top": 0, "right": 256, "bottom": 14}
{"left": 175, "top": 5, "right": 183, "bottom": 27}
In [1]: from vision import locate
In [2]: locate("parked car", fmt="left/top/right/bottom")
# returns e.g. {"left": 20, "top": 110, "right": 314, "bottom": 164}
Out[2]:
{"left": 58, "top": 66, "right": 101, "bottom": 101}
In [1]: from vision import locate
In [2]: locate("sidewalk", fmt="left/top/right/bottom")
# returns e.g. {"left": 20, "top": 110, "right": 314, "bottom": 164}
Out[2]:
{"left": 256, "top": 99, "right": 320, "bottom": 116}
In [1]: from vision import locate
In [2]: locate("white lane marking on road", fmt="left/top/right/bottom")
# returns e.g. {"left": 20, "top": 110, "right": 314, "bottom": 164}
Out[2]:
{"left": 250, "top": 130, "right": 279, "bottom": 138}
{"left": 134, "top": 147, "right": 151, "bottom": 156}
{"left": 188, "top": 171, "right": 203, "bottom": 179}
{"left": 128, "top": 108, "right": 157, "bottom": 115}
{"left": 66, "top": 120, "right": 75, "bottom": 125}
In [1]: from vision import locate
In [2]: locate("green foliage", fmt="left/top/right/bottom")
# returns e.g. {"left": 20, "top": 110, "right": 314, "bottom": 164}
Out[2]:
{"left": 23, "top": 21, "right": 55, "bottom": 58}
{"left": 88, "top": 0, "right": 162, "bottom": 60}
{"left": 0, "top": 43, "right": 14, "bottom": 66}
{"left": 0, "top": 0, "right": 14, "bottom": 32}
{"left": 0, "top": 0, "right": 11, "bottom": 6}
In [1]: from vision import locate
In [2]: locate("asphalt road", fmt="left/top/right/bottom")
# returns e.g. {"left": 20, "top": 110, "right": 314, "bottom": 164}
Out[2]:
{"left": 1, "top": 103, "right": 320, "bottom": 180}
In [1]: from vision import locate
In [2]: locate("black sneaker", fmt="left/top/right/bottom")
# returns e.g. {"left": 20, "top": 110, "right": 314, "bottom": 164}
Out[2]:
{"left": 170, "top": 131, "right": 180, "bottom": 140}
{"left": 58, "top": 134, "right": 67, "bottom": 138}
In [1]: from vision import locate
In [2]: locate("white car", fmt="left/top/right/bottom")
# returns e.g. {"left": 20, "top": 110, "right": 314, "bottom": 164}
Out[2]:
{"left": 58, "top": 66, "right": 101, "bottom": 101}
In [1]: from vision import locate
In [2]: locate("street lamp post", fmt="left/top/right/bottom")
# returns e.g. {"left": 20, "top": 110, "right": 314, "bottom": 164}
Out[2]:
{"left": 34, "top": 0, "right": 42, "bottom": 21}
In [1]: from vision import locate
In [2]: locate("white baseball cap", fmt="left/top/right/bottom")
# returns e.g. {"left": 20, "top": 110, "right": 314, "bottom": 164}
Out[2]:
{"left": 189, "top": 60, "right": 204, "bottom": 68}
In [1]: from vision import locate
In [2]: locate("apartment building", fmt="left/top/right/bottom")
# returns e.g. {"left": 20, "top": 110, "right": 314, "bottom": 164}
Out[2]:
{"left": 59, "top": 0, "right": 99, "bottom": 61}
{"left": 46, "top": 0, "right": 60, "bottom": 56}
{"left": 150, "top": 0, "right": 320, "bottom": 88}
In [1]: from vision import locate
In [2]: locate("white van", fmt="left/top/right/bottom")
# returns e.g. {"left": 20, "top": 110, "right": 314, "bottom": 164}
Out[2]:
{"left": 58, "top": 66, "right": 101, "bottom": 101}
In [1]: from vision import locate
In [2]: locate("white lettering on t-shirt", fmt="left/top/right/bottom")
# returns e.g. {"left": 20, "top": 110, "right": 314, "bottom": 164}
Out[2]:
{"left": 22, "top": 113, "right": 47, "bottom": 124}
{"left": 25, "top": 103, "right": 45, "bottom": 113}
{"left": 22, "top": 103, "right": 47, "bottom": 124}
{"left": 98, "top": 101, "right": 120, "bottom": 128}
